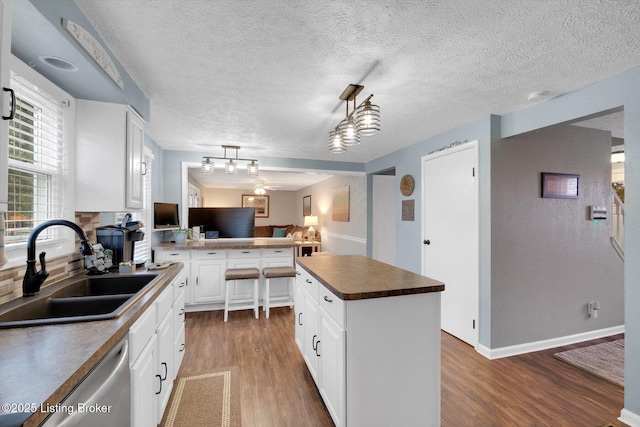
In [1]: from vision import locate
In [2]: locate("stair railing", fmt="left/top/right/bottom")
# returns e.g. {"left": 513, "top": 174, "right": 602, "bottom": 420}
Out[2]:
{"left": 611, "top": 188, "right": 625, "bottom": 261}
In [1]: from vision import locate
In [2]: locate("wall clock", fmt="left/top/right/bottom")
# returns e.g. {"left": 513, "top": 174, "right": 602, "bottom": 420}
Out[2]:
{"left": 400, "top": 174, "right": 414, "bottom": 196}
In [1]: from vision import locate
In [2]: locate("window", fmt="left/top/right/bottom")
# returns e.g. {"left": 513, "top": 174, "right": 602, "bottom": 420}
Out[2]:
{"left": 3, "top": 56, "right": 75, "bottom": 267}
{"left": 6, "top": 69, "right": 67, "bottom": 244}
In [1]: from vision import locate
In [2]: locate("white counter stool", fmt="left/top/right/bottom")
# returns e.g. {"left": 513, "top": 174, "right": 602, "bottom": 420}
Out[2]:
{"left": 224, "top": 267, "right": 260, "bottom": 322}
{"left": 262, "top": 266, "right": 297, "bottom": 318}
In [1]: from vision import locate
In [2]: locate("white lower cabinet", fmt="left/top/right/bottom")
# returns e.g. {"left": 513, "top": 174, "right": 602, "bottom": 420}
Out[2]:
{"left": 191, "top": 259, "right": 226, "bottom": 304}
{"left": 294, "top": 277, "right": 305, "bottom": 352}
{"left": 296, "top": 268, "right": 345, "bottom": 426}
{"left": 129, "top": 268, "right": 186, "bottom": 427}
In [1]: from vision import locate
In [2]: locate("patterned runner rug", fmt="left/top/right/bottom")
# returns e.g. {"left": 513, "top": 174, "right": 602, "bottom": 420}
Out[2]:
{"left": 554, "top": 339, "right": 624, "bottom": 387}
{"left": 160, "top": 366, "right": 241, "bottom": 427}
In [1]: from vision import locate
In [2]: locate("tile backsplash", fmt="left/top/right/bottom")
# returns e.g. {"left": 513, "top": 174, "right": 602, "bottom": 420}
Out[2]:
{"left": 0, "top": 212, "right": 101, "bottom": 305}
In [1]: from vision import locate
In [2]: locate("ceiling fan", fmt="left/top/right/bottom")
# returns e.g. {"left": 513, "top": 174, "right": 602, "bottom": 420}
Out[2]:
{"left": 253, "top": 180, "right": 281, "bottom": 195}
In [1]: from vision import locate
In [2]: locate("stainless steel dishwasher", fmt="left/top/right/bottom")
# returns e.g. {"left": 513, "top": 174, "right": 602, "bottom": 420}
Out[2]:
{"left": 41, "top": 335, "right": 130, "bottom": 427}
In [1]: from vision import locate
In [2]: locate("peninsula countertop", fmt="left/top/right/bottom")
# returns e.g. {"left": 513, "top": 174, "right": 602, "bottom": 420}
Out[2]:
{"left": 296, "top": 255, "right": 444, "bottom": 300}
{"left": 153, "top": 237, "right": 296, "bottom": 251}
{"left": 0, "top": 263, "right": 183, "bottom": 427}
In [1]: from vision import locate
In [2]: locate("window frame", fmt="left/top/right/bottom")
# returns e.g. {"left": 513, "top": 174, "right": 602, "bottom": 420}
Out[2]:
{"left": 3, "top": 55, "right": 76, "bottom": 268}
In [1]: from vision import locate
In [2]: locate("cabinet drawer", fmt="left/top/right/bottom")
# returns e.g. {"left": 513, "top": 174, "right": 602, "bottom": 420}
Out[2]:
{"left": 155, "top": 284, "right": 174, "bottom": 323}
{"left": 155, "top": 250, "right": 190, "bottom": 261}
{"left": 129, "top": 304, "right": 156, "bottom": 365}
{"left": 173, "top": 289, "right": 185, "bottom": 339}
{"left": 229, "top": 249, "right": 260, "bottom": 259}
{"left": 262, "top": 248, "right": 293, "bottom": 258}
{"left": 319, "top": 285, "right": 345, "bottom": 328}
{"left": 192, "top": 249, "right": 227, "bottom": 260}
{"left": 173, "top": 271, "right": 187, "bottom": 301}
{"left": 297, "top": 267, "right": 318, "bottom": 302}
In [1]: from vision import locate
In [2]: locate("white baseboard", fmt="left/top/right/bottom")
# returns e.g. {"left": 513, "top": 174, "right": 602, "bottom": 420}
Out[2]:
{"left": 477, "top": 325, "right": 625, "bottom": 359}
{"left": 619, "top": 408, "right": 640, "bottom": 427}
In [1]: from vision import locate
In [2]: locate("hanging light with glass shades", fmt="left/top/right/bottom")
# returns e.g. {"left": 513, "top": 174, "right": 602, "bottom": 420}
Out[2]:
{"left": 328, "top": 84, "right": 380, "bottom": 153}
{"left": 201, "top": 145, "right": 259, "bottom": 176}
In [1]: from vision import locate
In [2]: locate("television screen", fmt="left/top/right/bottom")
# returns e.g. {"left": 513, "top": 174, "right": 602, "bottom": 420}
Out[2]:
{"left": 188, "top": 207, "right": 255, "bottom": 238}
{"left": 154, "top": 202, "right": 180, "bottom": 229}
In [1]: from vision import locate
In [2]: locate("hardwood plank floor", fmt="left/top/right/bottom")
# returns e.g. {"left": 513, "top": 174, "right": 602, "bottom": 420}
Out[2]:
{"left": 179, "top": 307, "right": 625, "bottom": 427}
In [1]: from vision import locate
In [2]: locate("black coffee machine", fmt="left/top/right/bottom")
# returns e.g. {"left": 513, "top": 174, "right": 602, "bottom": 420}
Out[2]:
{"left": 96, "top": 214, "right": 144, "bottom": 266}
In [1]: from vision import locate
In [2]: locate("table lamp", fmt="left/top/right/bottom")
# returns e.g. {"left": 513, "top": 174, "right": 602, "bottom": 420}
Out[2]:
{"left": 304, "top": 215, "right": 318, "bottom": 241}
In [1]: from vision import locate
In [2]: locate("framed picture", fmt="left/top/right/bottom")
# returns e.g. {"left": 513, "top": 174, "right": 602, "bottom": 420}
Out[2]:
{"left": 332, "top": 186, "right": 350, "bottom": 222}
{"left": 541, "top": 173, "right": 579, "bottom": 199}
{"left": 242, "top": 194, "right": 270, "bottom": 217}
{"left": 303, "top": 195, "right": 311, "bottom": 216}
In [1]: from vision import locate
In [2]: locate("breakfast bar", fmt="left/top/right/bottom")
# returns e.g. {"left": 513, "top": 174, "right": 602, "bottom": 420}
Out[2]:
{"left": 295, "top": 255, "right": 445, "bottom": 427}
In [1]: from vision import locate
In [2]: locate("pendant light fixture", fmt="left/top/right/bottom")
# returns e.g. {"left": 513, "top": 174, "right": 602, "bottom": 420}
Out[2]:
{"left": 201, "top": 145, "right": 259, "bottom": 176}
{"left": 328, "top": 84, "right": 380, "bottom": 153}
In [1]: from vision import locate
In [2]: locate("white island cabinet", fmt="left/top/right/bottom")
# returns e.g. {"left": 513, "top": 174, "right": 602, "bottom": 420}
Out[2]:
{"left": 76, "top": 99, "right": 145, "bottom": 211}
{"left": 296, "top": 255, "right": 444, "bottom": 427}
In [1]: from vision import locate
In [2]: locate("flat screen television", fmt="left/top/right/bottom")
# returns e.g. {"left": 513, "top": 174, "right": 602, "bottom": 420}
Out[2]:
{"left": 154, "top": 202, "right": 180, "bottom": 229}
{"left": 188, "top": 207, "right": 255, "bottom": 238}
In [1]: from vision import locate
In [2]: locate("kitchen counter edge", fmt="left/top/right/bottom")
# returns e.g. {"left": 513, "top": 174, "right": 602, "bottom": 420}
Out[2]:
{"left": 0, "top": 263, "right": 183, "bottom": 427}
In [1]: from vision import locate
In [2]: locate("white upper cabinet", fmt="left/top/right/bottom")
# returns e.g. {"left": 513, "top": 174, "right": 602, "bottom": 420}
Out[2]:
{"left": 0, "top": 0, "right": 12, "bottom": 211}
{"left": 76, "top": 99, "right": 145, "bottom": 212}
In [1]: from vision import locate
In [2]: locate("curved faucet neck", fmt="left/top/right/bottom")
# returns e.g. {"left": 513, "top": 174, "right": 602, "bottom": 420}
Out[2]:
{"left": 26, "top": 219, "right": 94, "bottom": 261}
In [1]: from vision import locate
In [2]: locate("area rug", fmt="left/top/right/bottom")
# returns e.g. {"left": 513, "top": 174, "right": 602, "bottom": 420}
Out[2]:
{"left": 554, "top": 339, "right": 624, "bottom": 387}
{"left": 160, "top": 367, "right": 241, "bottom": 427}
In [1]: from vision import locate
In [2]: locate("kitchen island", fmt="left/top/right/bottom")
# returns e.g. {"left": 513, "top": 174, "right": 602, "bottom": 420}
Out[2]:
{"left": 154, "top": 238, "right": 296, "bottom": 311}
{"left": 295, "top": 255, "right": 444, "bottom": 427}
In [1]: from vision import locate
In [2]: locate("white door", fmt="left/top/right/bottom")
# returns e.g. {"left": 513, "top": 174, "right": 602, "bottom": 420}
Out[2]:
{"left": 422, "top": 142, "right": 479, "bottom": 347}
{"left": 372, "top": 174, "right": 396, "bottom": 265}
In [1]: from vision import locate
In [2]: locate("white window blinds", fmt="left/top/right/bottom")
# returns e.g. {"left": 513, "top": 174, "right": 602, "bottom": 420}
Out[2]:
{"left": 6, "top": 71, "right": 66, "bottom": 244}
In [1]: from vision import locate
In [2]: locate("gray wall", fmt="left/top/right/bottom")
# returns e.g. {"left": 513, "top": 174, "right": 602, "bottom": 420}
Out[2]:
{"left": 491, "top": 124, "right": 624, "bottom": 348}
{"left": 500, "top": 66, "right": 640, "bottom": 420}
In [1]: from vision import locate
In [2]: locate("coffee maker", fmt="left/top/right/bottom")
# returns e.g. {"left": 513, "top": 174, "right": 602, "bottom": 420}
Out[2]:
{"left": 96, "top": 214, "right": 144, "bottom": 267}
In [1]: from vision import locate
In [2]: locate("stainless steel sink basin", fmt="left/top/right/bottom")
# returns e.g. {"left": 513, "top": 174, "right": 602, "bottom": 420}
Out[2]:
{"left": 0, "top": 274, "right": 158, "bottom": 328}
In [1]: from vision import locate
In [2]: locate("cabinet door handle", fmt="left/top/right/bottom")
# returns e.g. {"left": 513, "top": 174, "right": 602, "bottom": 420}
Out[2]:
{"left": 161, "top": 362, "right": 168, "bottom": 381}
{"left": 241, "top": 251, "right": 251, "bottom": 254}
{"left": 207, "top": 252, "right": 217, "bottom": 255}
{"left": 298, "top": 312, "right": 303, "bottom": 326}
{"left": 323, "top": 295, "right": 333, "bottom": 303}
{"left": 185, "top": 277, "right": 189, "bottom": 286}
{"left": 2, "top": 87, "right": 15, "bottom": 120}
{"left": 180, "top": 344, "right": 185, "bottom": 352}
{"left": 315, "top": 341, "right": 321, "bottom": 357}
{"left": 155, "top": 374, "right": 162, "bottom": 394}
{"left": 196, "top": 276, "right": 199, "bottom": 285}
{"left": 179, "top": 308, "right": 185, "bottom": 315}
{"left": 305, "top": 279, "right": 312, "bottom": 284}
{"left": 141, "top": 161, "right": 147, "bottom": 176}
{"left": 312, "top": 334, "right": 318, "bottom": 351}
{"left": 275, "top": 250, "right": 283, "bottom": 253}
{"left": 179, "top": 282, "right": 185, "bottom": 288}
{"left": 169, "top": 253, "right": 180, "bottom": 256}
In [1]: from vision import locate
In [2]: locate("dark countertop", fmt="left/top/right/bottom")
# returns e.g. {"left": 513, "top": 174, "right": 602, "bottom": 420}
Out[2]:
{"left": 153, "top": 238, "right": 296, "bottom": 251}
{"left": 296, "top": 255, "right": 444, "bottom": 300}
{"left": 0, "top": 264, "right": 183, "bottom": 427}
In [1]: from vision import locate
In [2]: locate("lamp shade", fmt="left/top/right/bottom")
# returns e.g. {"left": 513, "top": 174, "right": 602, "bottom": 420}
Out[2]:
{"left": 248, "top": 160, "right": 259, "bottom": 176}
{"left": 355, "top": 100, "right": 381, "bottom": 136}
{"left": 338, "top": 116, "right": 360, "bottom": 146}
{"left": 328, "top": 129, "right": 346, "bottom": 153}
{"left": 225, "top": 159, "right": 237, "bottom": 174}
{"left": 304, "top": 215, "right": 318, "bottom": 227}
{"left": 201, "top": 158, "right": 213, "bottom": 174}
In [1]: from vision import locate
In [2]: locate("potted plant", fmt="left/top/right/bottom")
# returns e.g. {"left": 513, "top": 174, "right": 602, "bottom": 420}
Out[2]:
{"left": 172, "top": 226, "right": 191, "bottom": 244}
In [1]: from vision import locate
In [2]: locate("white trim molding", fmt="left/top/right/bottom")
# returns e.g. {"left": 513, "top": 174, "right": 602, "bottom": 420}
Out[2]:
{"left": 619, "top": 409, "right": 640, "bottom": 427}
{"left": 477, "top": 325, "right": 625, "bottom": 360}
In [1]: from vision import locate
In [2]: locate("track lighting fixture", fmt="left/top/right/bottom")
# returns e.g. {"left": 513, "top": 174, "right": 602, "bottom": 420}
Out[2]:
{"left": 201, "top": 145, "right": 259, "bottom": 176}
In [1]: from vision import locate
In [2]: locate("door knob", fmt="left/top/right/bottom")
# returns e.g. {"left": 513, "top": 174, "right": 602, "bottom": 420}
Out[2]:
{"left": 423, "top": 239, "right": 431, "bottom": 245}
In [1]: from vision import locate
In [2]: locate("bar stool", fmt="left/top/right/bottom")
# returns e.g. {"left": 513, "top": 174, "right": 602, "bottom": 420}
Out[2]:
{"left": 224, "top": 267, "right": 260, "bottom": 322}
{"left": 262, "top": 266, "right": 297, "bottom": 318}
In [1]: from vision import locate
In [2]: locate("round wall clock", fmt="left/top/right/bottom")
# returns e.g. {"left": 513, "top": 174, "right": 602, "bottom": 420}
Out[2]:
{"left": 400, "top": 174, "right": 414, "bottom": 196}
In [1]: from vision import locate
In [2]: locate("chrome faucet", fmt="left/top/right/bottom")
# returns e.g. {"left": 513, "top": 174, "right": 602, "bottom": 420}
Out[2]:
{"left": 23, "top": 219, "right": 95, "bottom": 296}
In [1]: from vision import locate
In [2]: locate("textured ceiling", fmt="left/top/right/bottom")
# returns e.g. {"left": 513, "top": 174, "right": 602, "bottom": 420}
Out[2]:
{"left": 73, "top": 0, "right": 640, "bottom": 164}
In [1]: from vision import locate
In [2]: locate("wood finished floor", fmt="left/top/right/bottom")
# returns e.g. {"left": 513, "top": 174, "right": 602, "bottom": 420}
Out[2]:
{"left": 179, "top": 307, "right": 625, "bottom": 427}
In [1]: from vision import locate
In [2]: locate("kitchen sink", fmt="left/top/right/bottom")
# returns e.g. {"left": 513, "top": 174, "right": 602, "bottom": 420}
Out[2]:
{"left": 0, "top": 274, "right": 158, "bottom": 328}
